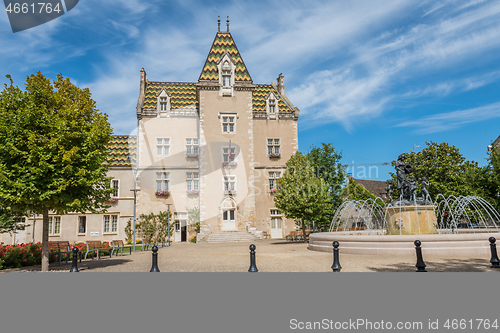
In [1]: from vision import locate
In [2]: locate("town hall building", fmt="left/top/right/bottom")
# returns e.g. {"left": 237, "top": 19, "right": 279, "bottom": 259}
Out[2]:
{"left": 2, "top": 20, "right": 300, "bottom": 245}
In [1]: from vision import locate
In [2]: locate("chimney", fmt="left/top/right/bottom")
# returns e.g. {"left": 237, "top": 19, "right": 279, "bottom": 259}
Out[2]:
{"left": 140, "top": 68, "right": 146, "bottom": 96}
{"left": 277, "top": 73, "right": 285, "bottom": 95}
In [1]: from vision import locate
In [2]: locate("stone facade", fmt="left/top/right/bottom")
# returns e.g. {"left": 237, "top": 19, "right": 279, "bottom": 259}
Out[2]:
{"left": 1, "top": 25, "right": 300, "bottom": 245}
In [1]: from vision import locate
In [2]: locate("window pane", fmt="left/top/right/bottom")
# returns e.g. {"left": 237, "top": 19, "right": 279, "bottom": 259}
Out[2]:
{"left": 268, "top": 139, "right": 273, "bottom": 145}
{"left": 194, "top": 173, "right": 199, "bottom": 179}
{"left": 230, "top": 183, "right": 235, "bottom": 191}
{"left": 229, "top": 124, "right": 234, "bottom": 132}
{"left": 164, "top": 138, "right": 170, "bottom": 145}
{"left": 48, "top": 219, "right": 53, "bottom": 235}
{"left": 223, "top": 148, "right": 228, "bottom": 154}
{"left": 277, "top": 218, "right": 282, "bottom": 228}
{"left": 193, "top": 139, "right": 198, "bottom": 145}
{"left": 223, "top": 124, "right": 227, "bottom": 132}
{"left": 275, "top": 139, "right": 280, "bottom": 145}
{"left": 164, "top": 181, "right": 169, "bottom": 191}
{"left": 55, "top": 217, "right": 61, "bottom": 234}
{"left": 194, "top": 180, "right": 199, "bottom": 190}
{"left": 223, "top": 117, "right": 227, "bottom": 122}
{"left": 187, "top": 173, "right": 192, "bottom": 179}
{"left": 275, "top": 146, "right": 280, "bottom": 154}
{"left": 164, "top": 173, "right": 169, "bottom": 179}
{"left": 186, "top": 139, "right": 191, "bottom": 145}
{"left": 187, "top": 146, "right": 192, "bottom": 154}
{"left": 157, "top": 181, "right": 162, "bottom": 191}
{"left": 223, "top": 211, "right": 228, "bottom": 220}
{"left": 156, "top": 173, "right": 162, "bottom": 180}
{"left": 112, "top": 216, "right": 117, "bottom": 232}
{"left": 187, "top": 181, "right": 192, "bottom": 190}
{"left": 268, "top": 147, "right": 273, "bottom": 154}
{"left": 269, "top": 172, "right": 274, "bottom": 178}
{"left": 104, "top": 216, "right": 110, "bottom": 233}
{"left": 194, "top": 146, "right": 199, "bottom": 154}
{"left": 157, "top": 147, "right": 162, "bottom": 155}
{"left": 269, "top": 179, "right": 274, "bottom": 190}
{"left": 230, "top": 210, "right": 235, "bottom": 220}
{"left": 164, "top": 146, "right": 169, "bottom": 155}
{"left": 275, "top": 172, "right": 281, "bottom": 178}
{"left": 157, "top": 139, "right": 163, "bottom": 145}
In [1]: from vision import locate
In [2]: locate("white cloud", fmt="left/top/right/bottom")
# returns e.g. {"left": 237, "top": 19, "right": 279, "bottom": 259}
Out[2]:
{"left": 396, "top": 102, "right": 500, "bottom": 134}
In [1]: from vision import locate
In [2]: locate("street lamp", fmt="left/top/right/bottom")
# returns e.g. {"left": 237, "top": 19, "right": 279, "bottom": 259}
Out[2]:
{"left": 130, "top": 189, "right": 140, "bottom": 252}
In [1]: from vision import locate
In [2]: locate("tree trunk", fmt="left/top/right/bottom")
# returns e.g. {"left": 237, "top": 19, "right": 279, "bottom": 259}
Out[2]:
{"left": 41, "top": 206, "right": 49, "bottom": 272}
{"left": 301, "top": 219, "right": 307, "bottom": 242}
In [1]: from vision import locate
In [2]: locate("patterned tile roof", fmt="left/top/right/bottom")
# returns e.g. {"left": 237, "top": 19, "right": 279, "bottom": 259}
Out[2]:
{"left": 252, "top": 84, "right": 291, "bottom": 112}
{"left": 143, "top": 82, "right": 197, "bottom": 110}
{"left": 106, "top": 135, "right": 136, "bottom": 167}
{"left": 199, "top": 32, "right": 252, "bottom": 82}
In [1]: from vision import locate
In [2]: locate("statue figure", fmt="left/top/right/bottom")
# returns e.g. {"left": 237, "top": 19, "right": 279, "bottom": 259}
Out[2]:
{"left": 421, "top": 177, "right": 430, "bottom": 199}
{"left": 395, "top": 153, "right": 413, "bottom": 201}
{"left": 409, "top": 176, "right": 417, "bottom": 202}
{"left": 385, "top": 181, "right": 393, "bottom": 201}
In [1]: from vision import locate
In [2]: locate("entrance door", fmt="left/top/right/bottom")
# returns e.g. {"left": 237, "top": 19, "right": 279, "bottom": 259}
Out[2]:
{"left": 222, "top": 209, "right": 236, "bottom": 231}
{"left": 271, "top": 217, "right": 282, "bottom": 239}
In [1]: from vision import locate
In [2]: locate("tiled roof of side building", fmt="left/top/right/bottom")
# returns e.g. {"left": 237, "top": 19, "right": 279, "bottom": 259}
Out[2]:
{"left": 106, "top": 135, "right": 137, "bottom": 167}
{"left": 253, "top": 84, "right": 291, "bottom": 112}
{"left": 199, "top": 32, "right": 252, "bottom": 82}
{"left": 143, "top": 82, "right": 198, "bottom": 110}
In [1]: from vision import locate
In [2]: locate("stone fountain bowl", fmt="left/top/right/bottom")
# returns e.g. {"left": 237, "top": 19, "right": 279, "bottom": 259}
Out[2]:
{"left": 309, "top": 231, "right": 500, "bottom": 256}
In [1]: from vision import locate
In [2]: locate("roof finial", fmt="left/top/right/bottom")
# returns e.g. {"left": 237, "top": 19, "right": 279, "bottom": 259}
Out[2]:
{"left": 218, "top": 15, "right": 220, "bottom": 32}
{"left": 226, "top": 15, "right": 230, "bottom": 32}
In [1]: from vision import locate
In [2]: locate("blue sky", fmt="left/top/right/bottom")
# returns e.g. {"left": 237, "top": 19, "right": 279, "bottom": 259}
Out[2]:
{"left": 1, "top": 0, "right": 499, "bottom": 181}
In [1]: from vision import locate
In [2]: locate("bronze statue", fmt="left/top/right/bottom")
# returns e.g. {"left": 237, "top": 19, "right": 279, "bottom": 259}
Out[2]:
{"left": 385, "top": 181, "right": 393, "bottom": 201}
{"left": 395, "top": 153, "right": 413, "bottom": 201}
{"left": 409, "top": 176, "right": 417, "bottom": 202}
{"left": 421, "top": 177, "right": 429, "bottom": 199}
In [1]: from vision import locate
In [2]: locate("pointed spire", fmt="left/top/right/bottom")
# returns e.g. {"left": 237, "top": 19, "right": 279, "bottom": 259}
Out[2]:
{"left": 218, "top": 15, "right": 220, "bottom": 32}
{"left": 226, "top": 15, "right": 230, "bottom": 32}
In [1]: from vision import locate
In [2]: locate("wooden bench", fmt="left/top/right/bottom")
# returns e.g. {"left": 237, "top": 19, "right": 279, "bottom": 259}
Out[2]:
{"left": 48, "top": 241, "right": 79, "bottom": 266}
{"left": 141, "top": 238, "right": 152, "bottom": 251}
{"left": 85, "top": 241, "right": 113, "bottom": 260}
{"left": 111, "top": 240, "right": 133, "bottom": 256}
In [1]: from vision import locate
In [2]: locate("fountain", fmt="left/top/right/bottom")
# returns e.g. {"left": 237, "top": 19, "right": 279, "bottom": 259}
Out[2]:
{"left": 309, "top": 154, "right": 500, "bottom": 256}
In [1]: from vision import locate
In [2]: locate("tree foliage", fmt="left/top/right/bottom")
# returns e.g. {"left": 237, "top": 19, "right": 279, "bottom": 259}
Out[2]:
{"left": 0, "top": 208, "right": 26, "bottom": 234}
{"left": 389, "top": 142, "right": 480, "bottom": 201}
{"left": 274, "top": 152, "right": 332, "bottom": 236}
{"left": 0, "top": 72, "right": 113, "bottom": 270}
{"left": 306, "top": 143, "right": 344, "bottom": 230}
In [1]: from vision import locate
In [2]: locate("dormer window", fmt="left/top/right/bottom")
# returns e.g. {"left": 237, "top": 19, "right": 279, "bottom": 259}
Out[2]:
{"left": 269, "top": 98, "right": 276, "bottom": 114}
{"left": 266, "top": 92, "right": 279, "bottom": 118}
{"left": 157, "top": 89, "right": 171, "bottom": 114}
{"left": 217, "top": 54, "right": 235, "bottom": 96}
{"left": 222, "top": 62, "right": 231, "bottom": 88}
{"left": 160, "top": 97, "right": 168, "bottom": 111}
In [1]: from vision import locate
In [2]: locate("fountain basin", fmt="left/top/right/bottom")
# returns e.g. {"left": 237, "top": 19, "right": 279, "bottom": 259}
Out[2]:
{"left": 386, "top": 205, "right": 437, "bottom": 235}
{"left": 309, "top": 232, "right": 500, "bottom": 256}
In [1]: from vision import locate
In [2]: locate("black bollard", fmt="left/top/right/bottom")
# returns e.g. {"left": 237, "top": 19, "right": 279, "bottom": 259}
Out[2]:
{"left": 69, "top": 247, "right": 79, "bottom": 272}
{"left": 150, "top": 245, "right": 160, "bottom": 272}
{"left": 489, "top": 237, "right": 500, "bottom": 268}
{"left": 414, "top": 240, "right": 427, "bottom": 272}
{"left": 331, "top": 241, "right": 342, "bottom": 272}
{"left": 248, "top": 244, "right": 258, "bottom": 272}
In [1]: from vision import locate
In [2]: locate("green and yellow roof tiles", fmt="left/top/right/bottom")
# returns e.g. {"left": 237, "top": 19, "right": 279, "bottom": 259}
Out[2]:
{"left": 106, "top": 135, "right": 137, "bottom": 167}
{"left": 252, "top": 85, "right": 291, "bottom": 112}
{"left": 143, "top": 82, "right": 197, "bottom": 110}
{"left": 199, "top": 32, "right": 252, "bottom": 82}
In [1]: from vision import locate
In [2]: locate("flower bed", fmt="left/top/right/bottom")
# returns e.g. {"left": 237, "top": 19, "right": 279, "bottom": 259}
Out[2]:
{"left": 270, "top": 188, "right": 277, "bottom": 194}
{"left": 186, "top": 153, "right": 199, "bottom": 158}
{"left": 269, "top": 153, "right": 281, "bottom": 158}
{"left": 106, "top": 197, "right": 118, "bottom": 204}
{"left": 186, "top": 189, "right": 200, "bottom": 195}
{"left": 225, "top": 190, "right": 237, "bottom": 195}
{"left": 155, "top": 190, "right": 170, "bottom": 196}
{"left": 0, "top": 242, "right": 42, "bottom": 270}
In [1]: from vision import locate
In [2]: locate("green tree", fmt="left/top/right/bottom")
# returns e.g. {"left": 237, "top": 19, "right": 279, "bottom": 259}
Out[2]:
{"left": 274, "top": 152, "right": 331, "bottom": 239}
{"left": 0, "top": 73, "right": 113, "bottom": 271}
{"left": 0, "top": 208, "right": 26, "bottom": 234}
{"left": 469, "top": 148, "right": 500, "bottom": 211}
{"left": 306, "top": 143, "right": 344, "bottom": 230}
{"left": 389, "top": 142, "right": 480, "bottom": 201}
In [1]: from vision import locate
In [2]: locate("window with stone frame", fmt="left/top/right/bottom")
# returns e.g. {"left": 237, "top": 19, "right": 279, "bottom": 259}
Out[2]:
{"left": 222, "top": 116, "right": 235, "bottom": 133}
{"left": 156, "top": 172, "right": 170, "bottom": 191}
{"left": 223, "top": 175, "right": 236, "bottom": 193}
{"left": 159, "top": 97, "right": 168, "bottom": 111}
{"left": 269, "top": 97, "right": 276, "bottom": 114}
{"left": 78, "top": 216, "right": 86, "bottom": 234}
{"left": 48, "top": 216, "right": 61, "bottom": 235}
{"left": 268, "top": 171, "right": 281, "bottom": 191}
{"left": 186, "top": 138, "right": 199, "bottom": 155}
{"left": 222, "top": 61, "right": 232, "bottom": 88}
{"left": 267, "top": 138, "right": 280, "bottom": 156}
{"left": 111, "top": 179, "right": 119, "bottom": 197}
{"left": 156, "top": 138, "right": 170, "bottom": 156}
{"left": 186, "top": 172, "right": 199, "bottom": 191}
{"left": 222, "top": 147, "right": 236, "bottom": 163}
{"left": 104, "top": 215, "right": 118, "bottom": 233}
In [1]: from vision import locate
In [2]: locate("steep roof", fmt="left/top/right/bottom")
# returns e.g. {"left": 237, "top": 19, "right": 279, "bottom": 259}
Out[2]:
{"left": 351, "top": 177, "right": 389, "bottom": 200}
{"left": 198, "top": 32, "right": 252, "bottom": 83}
{"left": 493, "top": 135, "right": 500, "bottom": 148}
{"left": 106, "top": 135, "right": 136, "bottom": 168}
{"left": 253, "top": 84, "right": 291, "bottom": 112}
{"left": 143, "top": 82, "right": 197, "bottom": 110}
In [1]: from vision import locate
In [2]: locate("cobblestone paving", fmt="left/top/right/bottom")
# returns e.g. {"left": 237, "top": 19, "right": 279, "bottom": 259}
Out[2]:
{"left": 4, "top": 239, "right": 499, "bottom": 272}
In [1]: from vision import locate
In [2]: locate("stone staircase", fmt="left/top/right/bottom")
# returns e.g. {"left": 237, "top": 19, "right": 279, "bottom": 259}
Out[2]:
{"left": 197, "top": 230, "right": 258, "bottom": 243}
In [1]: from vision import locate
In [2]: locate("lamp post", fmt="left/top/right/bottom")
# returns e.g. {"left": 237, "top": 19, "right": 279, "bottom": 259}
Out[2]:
{"left": 131, "top": 189, "right": 140, "bottom": 252}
